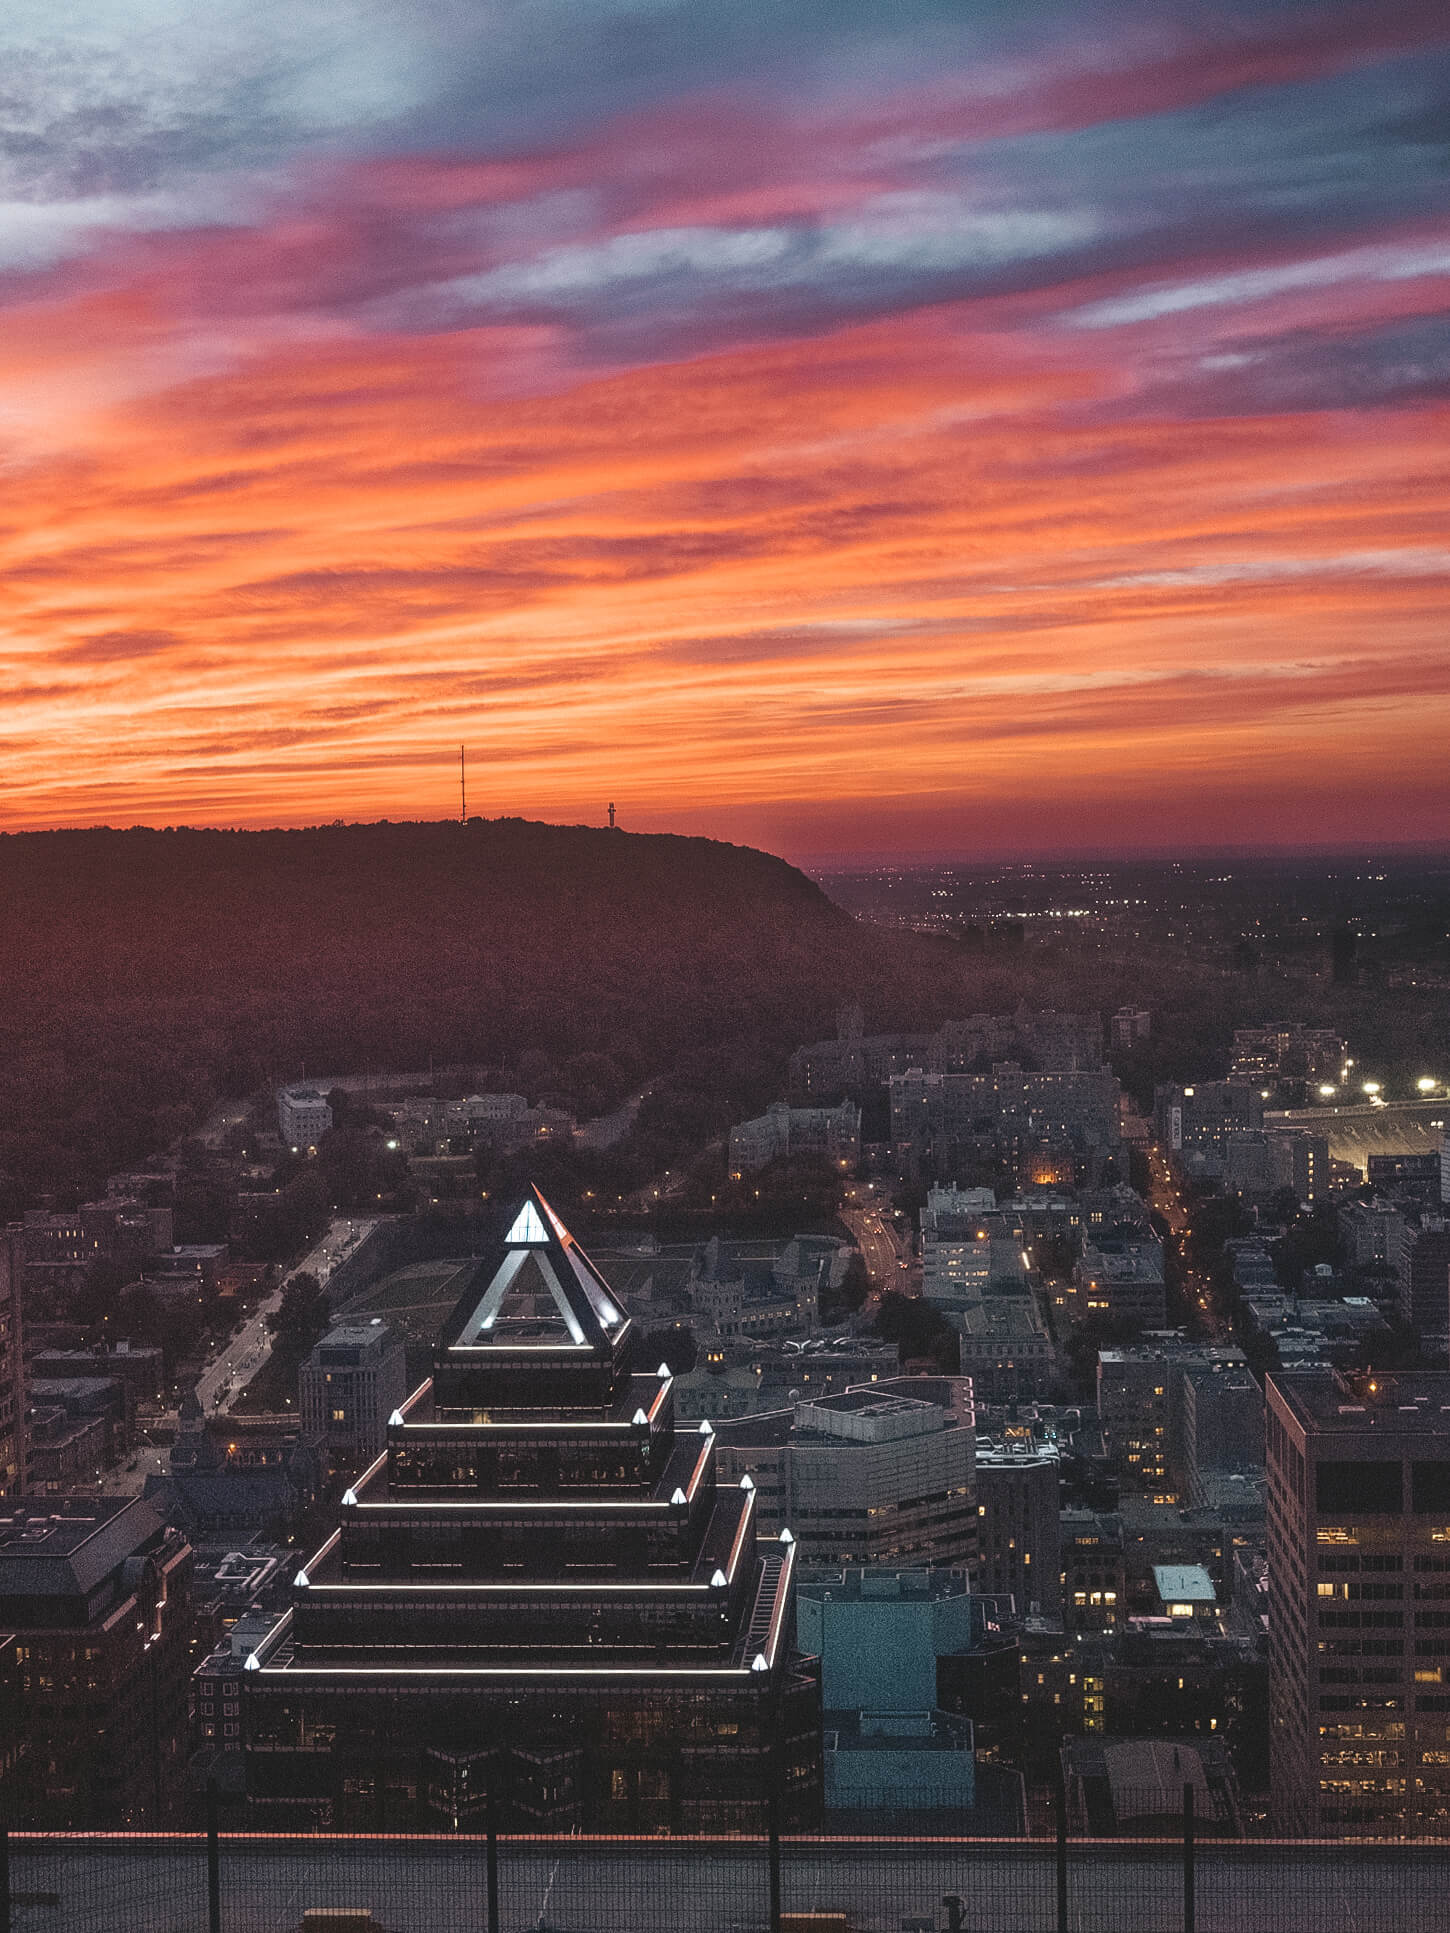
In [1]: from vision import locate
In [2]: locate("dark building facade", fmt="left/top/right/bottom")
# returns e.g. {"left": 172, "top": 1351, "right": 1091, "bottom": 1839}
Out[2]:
{"left": 244, "top": 1189, "right": 821, "bottom": 1831}
{"left": 0, "top": 1495, "right": 194, "bottom": 1825}
{"left": 1267, "top": 1369, "right": 1450, "bottom": 1836}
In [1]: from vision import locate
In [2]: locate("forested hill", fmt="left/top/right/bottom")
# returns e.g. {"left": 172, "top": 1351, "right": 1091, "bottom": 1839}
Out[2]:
{"left": 0, "top": 818, "right": 965, "bottom": 1207}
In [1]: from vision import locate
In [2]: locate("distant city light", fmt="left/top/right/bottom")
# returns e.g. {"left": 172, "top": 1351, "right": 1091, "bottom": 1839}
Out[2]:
{"left": 1318, "top": 1084, "right": 1337, "bottom": 1098}
{"left": 1362, "top": 1081, "right": 1382, "bottom": 1095}
{"left": 1418, "top": 1077, "right": 1439, "bottom": 1093}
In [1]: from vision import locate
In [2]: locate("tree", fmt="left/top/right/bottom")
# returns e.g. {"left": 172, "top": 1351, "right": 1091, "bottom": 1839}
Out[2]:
{"left": 268, "top": 1270, "right": 328, "bottom": 1341}
{"left": 820, "top": 1252, "right": 869, "bottom": 1323}
{"left": 638, "top": 1326, "right": 698, "bottom": 1375}
{"left": 874, "top": 1291, "right": 959, "bottom": 1371}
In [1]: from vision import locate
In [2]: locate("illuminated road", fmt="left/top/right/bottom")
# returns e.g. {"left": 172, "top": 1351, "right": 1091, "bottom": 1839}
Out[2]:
{"left": 841, "top": 1186, "right": 911, "bottom": 1300}
{"left": 194, "top": 1217, "right": 376, "bottom": 1416}
{"left": 11, "top": 1837, "right": 1450, "bottom": 1933}
{"left": 1143, "top": 1143, "right": 1225, "bottom": 1338}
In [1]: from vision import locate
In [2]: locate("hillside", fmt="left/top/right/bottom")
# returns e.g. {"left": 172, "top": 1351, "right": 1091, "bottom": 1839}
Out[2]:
{"left": 0, "top": 818, "right": 967, "bottom": 1208}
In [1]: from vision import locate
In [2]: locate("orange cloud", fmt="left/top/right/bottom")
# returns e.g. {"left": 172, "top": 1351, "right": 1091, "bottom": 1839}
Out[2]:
{"left": 2, "top": 242, "right": 1449, "bottom": 855}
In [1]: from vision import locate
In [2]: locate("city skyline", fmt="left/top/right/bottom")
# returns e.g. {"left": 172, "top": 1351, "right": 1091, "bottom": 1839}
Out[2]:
{"left": 3, "top": 0, "right": 1450, "bottom": 857}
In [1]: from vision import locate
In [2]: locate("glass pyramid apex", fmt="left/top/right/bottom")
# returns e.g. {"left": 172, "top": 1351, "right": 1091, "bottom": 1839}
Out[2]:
{"left": 505, "top": 1200, "right": 549, "bottom": 1244}
{"left": 441, "top": 1185, "right": 630, "bottom": 1355}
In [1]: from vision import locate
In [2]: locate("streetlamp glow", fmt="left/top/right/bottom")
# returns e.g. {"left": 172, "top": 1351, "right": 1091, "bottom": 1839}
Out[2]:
{"left": 1362, "top": 1081, "right": 1381, "bottom": 1096}
{"left": 1418, "top": 1077, "right": 1438, "bottom": 1093}
{"left": 1317, "top": 1084, "right": 1337, "bottom": 1099}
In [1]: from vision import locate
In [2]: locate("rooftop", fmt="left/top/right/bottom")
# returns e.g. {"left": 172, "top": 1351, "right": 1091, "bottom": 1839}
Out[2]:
{"left": 1152, "top": 1564, "right": 1216, "bottom": 1604}
{"left": 0, "top": 1496, "right": 164, "bottom": 1601}
{"left": 1271, "top": 1369, "right": 1450, "bottom": 1433}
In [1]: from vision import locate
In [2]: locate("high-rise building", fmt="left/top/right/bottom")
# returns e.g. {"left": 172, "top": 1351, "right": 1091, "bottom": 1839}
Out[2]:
{"left": 1153, "top": 1082, "right": 1264, "bottom": 1179}
{"left": 974, "top": 1429, "right": 1062, "bottom": 1617}
{"left": 243, "top": 1189, "right": 821, "bottom": 1831}
{"left": 714, "top": 1387, "right": 977, "bottom": 1574}
{"left": 299, "top": 1320, "right": 409, "bottom": 1475}
{"left": 1098, "top": 1343, "right": 1248, "bottom": 1497}
{"left": 1397, "top": 1223, "right": 1450, "bottom": 1338}
{"left": 1266, "top": 1369, "right": 1450, "bottom": 1836}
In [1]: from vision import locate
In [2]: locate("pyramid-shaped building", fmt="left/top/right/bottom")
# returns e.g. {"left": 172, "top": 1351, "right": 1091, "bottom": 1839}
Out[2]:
{"left": 243, "top": 1188, "right": 822, "bottom": 1830}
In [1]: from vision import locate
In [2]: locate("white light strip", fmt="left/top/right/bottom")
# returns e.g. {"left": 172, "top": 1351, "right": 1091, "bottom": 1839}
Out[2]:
{"left": 297, "top": 1579, "right": 723, "bottom": 1595}
{"left": 345, "top": 1496, "right": 691, "bottom": 1514}
{"left": 401, "top": 1419, "right": 656, "bottom": 1432}
{"left": 259, "top": 1662, "right": 778, "bottom": 1681}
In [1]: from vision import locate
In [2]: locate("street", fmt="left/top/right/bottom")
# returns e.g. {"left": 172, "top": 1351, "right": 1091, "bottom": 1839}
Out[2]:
{"left": 193, "top": 1217, "right": 376, "bottom": 1417}
{"left": 1143, "top": 1143, "right": 1226, "bottom": 1338}
{"left": 840, "top": 1184, "right": 912, "bottom": 1306}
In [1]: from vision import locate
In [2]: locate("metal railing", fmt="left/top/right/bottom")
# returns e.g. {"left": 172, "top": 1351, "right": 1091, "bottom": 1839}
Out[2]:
{"left": 5, "top": 1787, "right": 1450, "bottom": 1933}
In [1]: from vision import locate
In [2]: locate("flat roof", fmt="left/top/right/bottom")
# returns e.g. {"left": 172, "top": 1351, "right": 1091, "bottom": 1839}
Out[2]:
{"left": 1153, "top": 1564, "right": 1215, "bottom": 1603}
{"left": 1271, "top": 1369, "right": 1450, "bottom": 1434}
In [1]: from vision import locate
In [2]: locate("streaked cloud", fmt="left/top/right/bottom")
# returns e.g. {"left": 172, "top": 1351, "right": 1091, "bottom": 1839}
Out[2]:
{"left": 1, "top": 0, "right": 1448, "bottom": 851}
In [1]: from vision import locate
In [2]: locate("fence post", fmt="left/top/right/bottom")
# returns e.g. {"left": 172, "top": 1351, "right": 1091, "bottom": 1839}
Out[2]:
{"left": 768, "top": 1783, "right": 782, "bottom": 1933}
{"left": 1054, "top": 1778, "right": 1068, "bottom": 1933}
{"left": 206, "top": 1777, "right": 221, "bottom": 1933}
{"left": 485, "top": 1787, "right": 499, "bottom": 1933}
{"left": 1, "top": 1821, "right": 10, "bottom": 1933}
{"left": 1182, "top": 1782, "right": 1195, "bottom": 1933}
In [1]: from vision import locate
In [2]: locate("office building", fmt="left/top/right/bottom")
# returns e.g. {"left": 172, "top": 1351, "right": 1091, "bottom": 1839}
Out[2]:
{"left": 975, "top": 1429, "right": 1062, "bottom": 1617}
{"left": 1270, "top": 1131, "right": 1331, "bottom": 1206}
{"left": 671, "top": 1335, "right": 900, "bottom": 1423}
{"left": 300, "top": 1321, "right": 409, "bottom": 1474}
{"left": 794, "top": 1569, "right": 986, "bottom": 1822}
{"left": 1098, "top": 1343, "right": 1248, "bottom": 1497}
{"left": 1182, "top": 1371, "right": 1264, "bottom": 1505}
{"left": 1367, "top": 1153, "right": 1444, "bottom": 1209}
{"left": 1061, "top": 1509, "right": 1126, "bottom": 1632}
{"left": 243, "top": 1189, "right": 821, "bottom": 1831}
{"left": 0, "top": 1496, "right": 194, "bottom": 1825}
{"left": 1266, "top": 1369, "right": 1450, "bottom": 1836}
{"left": 277, "top": 1085, "right": 333, "bottom": 1152}
{"left": 1396, "top": 1222, "right": 1450, "bottom": 1337}
{"left": 714, "top": 1386, "right": 976, "bottom": 1575}
{"left": 1068, "top": 1234, "right": 1167, "bottom": 1330}
{"left": 1153, "top": 1083, "right": 1264, "bottom": 1179}
{"left": 954, "top": 1299, "right": 1054, "bottom": 1403}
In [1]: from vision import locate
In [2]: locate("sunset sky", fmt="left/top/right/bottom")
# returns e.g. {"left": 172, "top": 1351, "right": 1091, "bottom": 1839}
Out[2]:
{"left": 3, "top": 0, "right": 1449, "bottom": 858}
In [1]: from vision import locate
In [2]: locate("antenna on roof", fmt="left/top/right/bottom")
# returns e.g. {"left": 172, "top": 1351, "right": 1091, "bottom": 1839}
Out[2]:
{"left": 460, "top": 745, "right": 467, "bottom": 823}
{"left": 608, "top": 801, "right": 615, "bottom": 829}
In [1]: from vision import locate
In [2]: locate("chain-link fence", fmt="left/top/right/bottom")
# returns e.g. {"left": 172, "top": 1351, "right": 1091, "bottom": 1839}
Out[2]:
{"left": 7, "top": 1811, "right": 1450, "bottom": 1933}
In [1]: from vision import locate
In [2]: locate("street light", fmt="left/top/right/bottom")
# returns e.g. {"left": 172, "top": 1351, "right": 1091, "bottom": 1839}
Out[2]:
{"left": 1418, "top": 1077, "right": 1439, "bottom": 1093}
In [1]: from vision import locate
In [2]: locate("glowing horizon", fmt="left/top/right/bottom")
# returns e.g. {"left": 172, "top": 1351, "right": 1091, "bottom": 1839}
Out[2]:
{"left": 4, "top": 1, "right": 1450, "bottom": 859}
